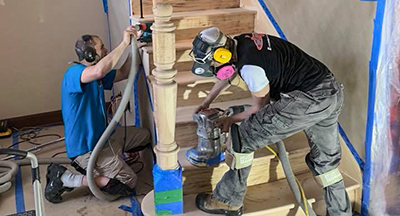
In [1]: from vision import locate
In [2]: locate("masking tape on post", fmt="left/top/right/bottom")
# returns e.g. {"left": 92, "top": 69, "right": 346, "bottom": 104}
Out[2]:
{"left": 225, "top": 150, "right": 254, "bottom": 170}
{"left": 314, "top": 167, "right": 343, "bottom": 188}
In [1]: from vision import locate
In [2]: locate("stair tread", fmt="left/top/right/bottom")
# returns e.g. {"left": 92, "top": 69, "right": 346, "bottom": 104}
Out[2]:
{"left": 175, "top": 71, "right": 214, "bottom": 85}
{"left": 176, "top": 97, "right": 254, "bottom": 123}
{"left": 135, "top": 8, "right": 257, "bottom": 21}
{"left": 179, "top": 132, "right": 310, "bottom": 170}
{"left": 142, "top": 172, "right": 360, "bottom": 216}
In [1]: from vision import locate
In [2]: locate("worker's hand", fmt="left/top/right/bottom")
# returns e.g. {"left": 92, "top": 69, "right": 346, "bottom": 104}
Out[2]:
{"left": 219, "top": 117, "right": 233, "bottom": 133}
{"left": 194, "top": 103, "right": 210, "bottom": 114}
{"left": 122, "top": 26, "right": 136, "bottom": 47}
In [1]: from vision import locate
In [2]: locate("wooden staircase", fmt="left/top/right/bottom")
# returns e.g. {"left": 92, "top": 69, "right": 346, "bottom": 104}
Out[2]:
{"left": 133, "top": 1, "right": 361, "bottom": 215}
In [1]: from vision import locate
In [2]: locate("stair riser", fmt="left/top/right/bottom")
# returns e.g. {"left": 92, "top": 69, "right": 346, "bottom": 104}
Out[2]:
{"left": 182, "top": 149, "right": 310, "bottom": 195}
{"left": 140, "top": 12, "right": 255, "bottom": 41}
{"left": 131, "top": 0, "right": 240, "bottom": 16}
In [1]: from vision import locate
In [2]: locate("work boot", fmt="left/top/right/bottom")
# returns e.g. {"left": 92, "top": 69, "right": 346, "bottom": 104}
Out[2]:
{"left": 45, "top": 163, "right": 71, "bottom": 203}
{"left": 196, "top": 193, "right": 243, "bottom": 216}
{"left": 100, "top": 178, "right": 134, "bottom": 197}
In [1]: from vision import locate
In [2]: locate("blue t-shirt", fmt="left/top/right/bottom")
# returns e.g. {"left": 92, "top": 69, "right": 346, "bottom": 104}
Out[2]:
{"left": 61, "top": 64, "right": 116, "bottom": 158}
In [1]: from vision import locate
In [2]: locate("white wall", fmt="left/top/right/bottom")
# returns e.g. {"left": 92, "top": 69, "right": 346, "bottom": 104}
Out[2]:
{"left": 262, "top": 0, "right": 376, "bottom": 159}
{"left": 0, "top": 0, "right": 109, "bottom": 119}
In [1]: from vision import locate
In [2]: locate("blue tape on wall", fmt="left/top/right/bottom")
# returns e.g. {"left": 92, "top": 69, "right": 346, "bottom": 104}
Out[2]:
{"left": 362, "top": 0, "right": 386, "bottom": 215}
{"left": 134, "top": 66, "right": 141, "bottom": 127}
{"left": 257, "top": 0, "right": 287, "bottom": 41}
{"left": 12, "top": 133, "right": 26, "bottom": 213}
{"left": 338, "top": 123, "right": 365, "bottom": 171}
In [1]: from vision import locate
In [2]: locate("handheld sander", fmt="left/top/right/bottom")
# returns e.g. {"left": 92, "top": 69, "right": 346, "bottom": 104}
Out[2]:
{"left": 185, "top": 105, "right": 250, "bottom": 167}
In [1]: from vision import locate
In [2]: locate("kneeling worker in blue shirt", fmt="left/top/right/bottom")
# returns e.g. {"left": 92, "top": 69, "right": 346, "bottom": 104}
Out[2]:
{"left": 45, "top": 26, "right": 151, "bottom": 203}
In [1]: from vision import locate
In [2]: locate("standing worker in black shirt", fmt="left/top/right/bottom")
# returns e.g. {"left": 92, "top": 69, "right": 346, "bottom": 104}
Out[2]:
{"left": 190, "top": 27, "right": 351, "bottom": 216}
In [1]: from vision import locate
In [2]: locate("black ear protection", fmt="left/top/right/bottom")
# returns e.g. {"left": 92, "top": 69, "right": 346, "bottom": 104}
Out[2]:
{"left": 76, "top": 35, "right": 97, "bottom": 63}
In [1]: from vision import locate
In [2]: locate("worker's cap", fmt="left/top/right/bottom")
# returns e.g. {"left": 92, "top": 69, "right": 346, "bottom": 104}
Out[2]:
{"left": 190, "top": 27, "right": 227, "bottom": 77}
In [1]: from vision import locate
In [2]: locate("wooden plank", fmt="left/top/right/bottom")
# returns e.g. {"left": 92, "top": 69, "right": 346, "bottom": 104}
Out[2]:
{"left": 142, "top": 172, "right": 360, "bottom": 216}
{"left": 131, "top": 0, "right": 240, "bottom": 16}
{"left": 179, "top": 132, "right": 311, "bottom": 195}
{"left": 135, "top": 8, "right": 256, "bottom": 41}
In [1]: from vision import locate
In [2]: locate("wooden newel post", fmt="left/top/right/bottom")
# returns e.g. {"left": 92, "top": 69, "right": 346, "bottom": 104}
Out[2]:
{"left": 150, "top": 3, "right": 183, "bottom": 215}
{"left": 151, "top": 3, "right": 179, "bottom": 170}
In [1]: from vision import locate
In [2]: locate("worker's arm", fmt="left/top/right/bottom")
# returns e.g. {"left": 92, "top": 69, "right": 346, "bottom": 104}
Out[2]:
{"left": 220, "top": 84, "right": 270, "bottom": 132}
{"left": 80, "top": 26, "right": 135, "bottom": 84}
{"left": 113, "top": 53, "right": 132, "bottom": 83}
{"left": 194, "top": 78, "right": 230, "bottom": 113}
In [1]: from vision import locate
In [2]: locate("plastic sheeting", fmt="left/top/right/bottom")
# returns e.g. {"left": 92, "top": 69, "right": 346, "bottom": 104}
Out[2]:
{"left": 369, "top": 1, "right": 400, "bottom": 215}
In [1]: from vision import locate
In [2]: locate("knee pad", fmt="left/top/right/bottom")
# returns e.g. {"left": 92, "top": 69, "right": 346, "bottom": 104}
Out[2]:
{"left": 314, "top": 167, "right": 343, "bottom": 188}
{"left": 305, "top": 153, "right": 343, "bottom": 188}
{"left": 225, "top": 124, "right": 254, "bottom": 170}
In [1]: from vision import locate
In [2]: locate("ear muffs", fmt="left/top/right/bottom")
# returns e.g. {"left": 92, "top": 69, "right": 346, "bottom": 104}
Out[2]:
{"left": 83, "top": 47, "right": 97, "bottom": 63}
{"left": 213, "top": 47, "right": 232, "bottom": 64}
{"left": 81, "top": 35, "right": 97, "bottom": 63}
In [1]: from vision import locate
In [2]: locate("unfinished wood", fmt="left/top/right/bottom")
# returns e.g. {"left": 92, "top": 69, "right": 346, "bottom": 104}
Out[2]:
{"left": 151, "top": 3, "right": 180, "bottom": 170}
{"left": 135, "top": 8, "right": 256, "bottom": 41}
{"left": 142, "top": 172, "right": 360, "bottom": 216}
{"left": 179, "top": 132, "right": 311, "bottom": 195}
{"left": 175, "top": 72, "right": 251, "bottom": 107}
{"left": 241, "top": 0, "right": 280, "bottom": 36}
{"left": 338, "top": 136, "right": 363, "bottom": 212}
{"left": 131, "top": 0, "right": 240, "bottom": 16}
{"left": 176, "top": 97, "right": 254, "bottom": 123}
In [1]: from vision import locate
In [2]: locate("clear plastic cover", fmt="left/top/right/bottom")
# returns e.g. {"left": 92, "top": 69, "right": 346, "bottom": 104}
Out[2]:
{"left": 369, "top": 1, "right": 400, "bottom": 215}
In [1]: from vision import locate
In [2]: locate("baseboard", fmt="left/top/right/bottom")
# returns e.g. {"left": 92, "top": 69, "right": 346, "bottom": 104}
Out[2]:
{"left": 3, "top": 110, "right": 63, "bottom": 129}
{"left": 3, "top": 102, "right": 112, "bottom": 129}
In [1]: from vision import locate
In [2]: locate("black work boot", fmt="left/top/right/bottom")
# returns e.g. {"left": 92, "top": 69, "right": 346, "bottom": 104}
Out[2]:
{"left": 196, "top": 193, "right": 243, "bottom": 216}
{"left": 100, "top": 178, "right": 134, "bottom": 197}
{"left": 45, "top": 163, "right": 71, "bottom": 203}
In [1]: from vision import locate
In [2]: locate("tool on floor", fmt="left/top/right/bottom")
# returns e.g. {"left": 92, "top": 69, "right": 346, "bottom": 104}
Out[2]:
{"left": 0, "top": 120, "right": 12, "bottom": 138}
{"left": 134, "top": 22, "right": 152, "bottom": 43}
{"left": 0, "top": 149, "right": 46, "bottom": 216}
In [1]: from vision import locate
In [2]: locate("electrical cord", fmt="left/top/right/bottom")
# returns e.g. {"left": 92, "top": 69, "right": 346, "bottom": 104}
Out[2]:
{"left": 7, "top": 127, "right": 62, "bottom": 149}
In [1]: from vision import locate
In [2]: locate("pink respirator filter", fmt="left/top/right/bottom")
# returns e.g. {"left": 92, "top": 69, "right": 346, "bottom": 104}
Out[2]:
{"left": 216, "top": 65, "right": 235, "bottom": 80}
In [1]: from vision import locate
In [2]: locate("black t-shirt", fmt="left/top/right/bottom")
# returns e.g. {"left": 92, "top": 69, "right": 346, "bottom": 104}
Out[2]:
{"left": 235, "top": 34, "right": 329, "bottom": 100}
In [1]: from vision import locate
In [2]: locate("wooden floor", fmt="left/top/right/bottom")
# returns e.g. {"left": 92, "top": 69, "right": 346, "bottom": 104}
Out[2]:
{"left": 0, "top": 125, "right": 153, "bottom": 216}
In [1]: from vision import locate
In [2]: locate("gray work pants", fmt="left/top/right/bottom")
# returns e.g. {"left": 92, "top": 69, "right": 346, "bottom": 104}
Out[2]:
{"left": 213, "top": 73, "right": 352, "bottom": 216}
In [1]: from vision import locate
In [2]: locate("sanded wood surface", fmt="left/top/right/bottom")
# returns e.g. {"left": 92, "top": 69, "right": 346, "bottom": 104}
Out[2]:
{"left": 135, "top": 8, "right": 256, "bottom": 41}
{"left": 175, "top": 72, "right": 251, "bottom": 107}
{"left": 179, "top": 132, "right": 311, "bottom": 195}
{"left": 142, "top": 172, "right": 360, "bottom": 216}
{"left": 175, "top": 97, "right": 254, "bottom": 123}
{"left": 131, "top": 0, "right": 240, "bottom": 16}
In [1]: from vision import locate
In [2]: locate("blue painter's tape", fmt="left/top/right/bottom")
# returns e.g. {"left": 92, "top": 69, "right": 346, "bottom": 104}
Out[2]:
{"left": 134, "top": 66, "right": 141, "bottom": 127}
{"left": 12, "top": 132, "right": 26, "bottom": 213}
{"left": 102, "top": 0, "right": 108, "bottom": 14}
{"left": 257, "top": 0, "right": 287, "bottom": 41}
{"left": 338, "top": 123, "right": 364, "bottom": 171}
{"left": 362, "top": 0, "right": 386, "bottom": 215}
{"left": 153, "top": 164, "right": 182, "bottom": 192}
{"left": 155, "top": 201, "right": 184, "bottom": 215}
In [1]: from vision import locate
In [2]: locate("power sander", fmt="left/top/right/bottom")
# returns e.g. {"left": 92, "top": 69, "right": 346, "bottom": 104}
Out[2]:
{"left": 185, "top": 105, "right": 250, "bottom": 167}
